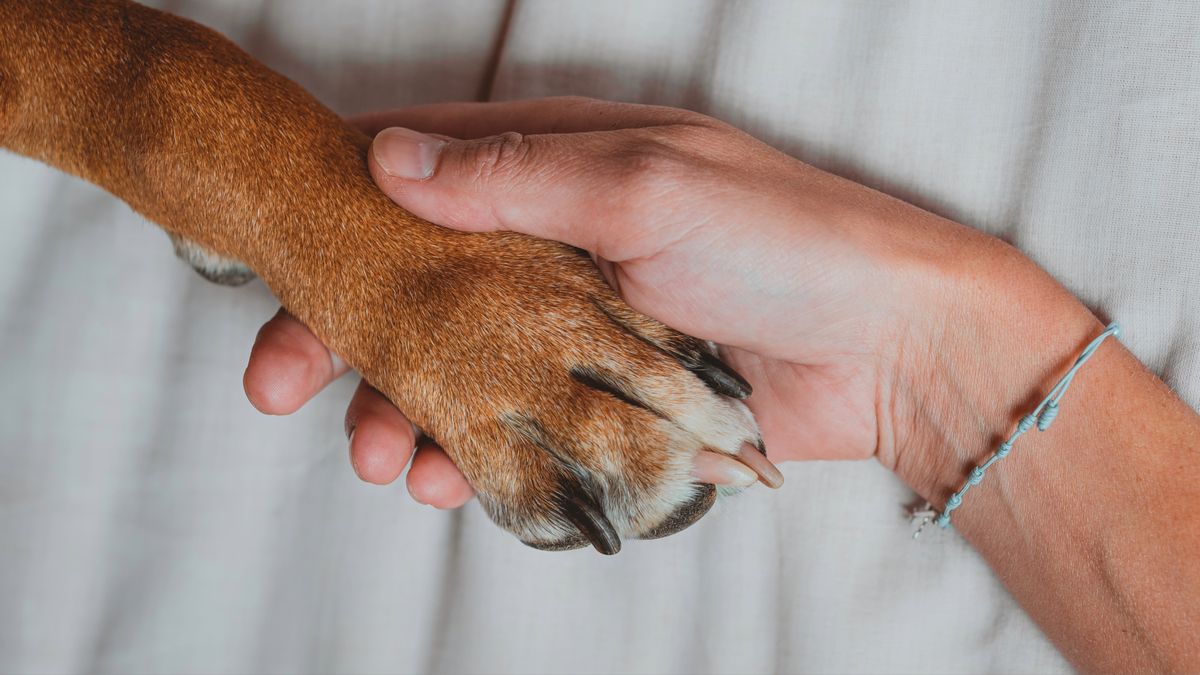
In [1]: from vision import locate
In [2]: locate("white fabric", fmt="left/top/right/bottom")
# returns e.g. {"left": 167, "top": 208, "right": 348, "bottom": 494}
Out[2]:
{"left": 2, "top": 1, "right": 1197, "bottom": 673}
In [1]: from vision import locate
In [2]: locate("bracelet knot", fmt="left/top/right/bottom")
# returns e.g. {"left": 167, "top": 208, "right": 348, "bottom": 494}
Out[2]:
{"left": 917, "top": 322, "right": 1121, "bottom": 535}
{"left": 1037, "top": 402, "right": 1060, "bottom": 430}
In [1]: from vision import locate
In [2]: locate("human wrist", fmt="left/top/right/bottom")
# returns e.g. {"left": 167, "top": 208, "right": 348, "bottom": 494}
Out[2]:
{"left": 878, "top": 225, "right": 1200, "bottom": 672}
{"left": 881, "top": 221, "right": 1103, "bottom": 505}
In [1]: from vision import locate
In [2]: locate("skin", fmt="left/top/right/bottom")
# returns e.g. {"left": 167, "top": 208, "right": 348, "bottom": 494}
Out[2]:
{"left": 244, "top": 98, "right": 1199, "bottom": 671}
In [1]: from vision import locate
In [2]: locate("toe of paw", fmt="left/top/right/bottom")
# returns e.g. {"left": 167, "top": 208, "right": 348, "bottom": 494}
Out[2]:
{"left": 588, "top": 298, "right": 752, "bottom": 399}
{"left": 635, "top": 483, "right": 716, "bottom": 540}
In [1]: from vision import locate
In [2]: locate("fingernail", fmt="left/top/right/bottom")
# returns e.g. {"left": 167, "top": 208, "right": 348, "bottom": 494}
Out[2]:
{"left": 329, "top": 351, "right": 346, "bottom": 374}
{"left": 347, "top": 428, "right": 361, "bottom": 475}
{"left": 373, "top": 127, "right": 444, "bottom": 180}
{"left": 736, "top": 442, "right": 785, "bottom": 489}
{"left": 691, "top": 451, "right": 759, "bottom": 488}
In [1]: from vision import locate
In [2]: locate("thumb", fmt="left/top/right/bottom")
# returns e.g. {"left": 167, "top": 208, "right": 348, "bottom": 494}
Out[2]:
{"left": 367, "top": 126, "right": 639, "bottom": 257}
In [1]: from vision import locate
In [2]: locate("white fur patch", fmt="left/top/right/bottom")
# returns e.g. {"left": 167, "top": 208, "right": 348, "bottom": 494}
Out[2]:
{"left": 169, "top": 234, "right": 255, "bottom": 285}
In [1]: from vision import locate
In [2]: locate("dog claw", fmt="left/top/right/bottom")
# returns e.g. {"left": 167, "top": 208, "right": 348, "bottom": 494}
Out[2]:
{"left": 736, "top": 442, "right": 785, "bottom": 488}
{"left": 688, "top": 351, "right": 753, "bottom": 399}
{"left": 560, "top": 489, "right": 622, "bottom": 555}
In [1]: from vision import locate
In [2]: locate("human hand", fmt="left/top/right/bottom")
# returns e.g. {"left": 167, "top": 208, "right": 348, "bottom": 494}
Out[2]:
{"left": 243, "top": 96, "right": 1004, "bottom": 505}
{"left": 245, "top": 97, "right": 1200, "bottom": 673}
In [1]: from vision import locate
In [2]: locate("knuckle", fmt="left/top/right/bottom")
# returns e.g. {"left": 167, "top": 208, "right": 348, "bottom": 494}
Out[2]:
{"left": 467, "top": 131, "right": 532, "bottom": 184}
{"left": 651, "top": 118, "right": 728, "bottom": 152}
{"left": 666, "top": 109, "right": 723, "bottom": 130}
{"left": 607, "top": 136, "right": 693, "bottom": 208}
{"left": 599, "top": 119, "right": 735, "bottom": 219}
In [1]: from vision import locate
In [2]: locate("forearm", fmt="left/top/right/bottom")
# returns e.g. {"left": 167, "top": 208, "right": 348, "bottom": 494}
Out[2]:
{"left": 892, "top": 227, "right": 1200, "bottom": 672}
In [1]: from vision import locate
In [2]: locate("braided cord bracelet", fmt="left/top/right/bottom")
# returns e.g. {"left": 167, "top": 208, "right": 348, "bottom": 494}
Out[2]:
{"left": 911, "top": 322, "right": 1122, "bottom": 538}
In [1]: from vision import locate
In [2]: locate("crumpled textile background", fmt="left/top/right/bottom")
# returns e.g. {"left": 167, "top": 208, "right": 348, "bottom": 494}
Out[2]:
{"left": 2, "top": 1, "right": 1196, "bottom": 673}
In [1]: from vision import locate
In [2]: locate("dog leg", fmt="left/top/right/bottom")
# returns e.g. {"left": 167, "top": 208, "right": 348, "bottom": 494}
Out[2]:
{"left": 0, "top": 0, "right": 780, "bottom": 554}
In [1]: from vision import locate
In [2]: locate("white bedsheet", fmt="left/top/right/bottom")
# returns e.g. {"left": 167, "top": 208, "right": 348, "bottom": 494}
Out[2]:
{"left": 2, "top": 1, "right": 1197, "bottom": 673}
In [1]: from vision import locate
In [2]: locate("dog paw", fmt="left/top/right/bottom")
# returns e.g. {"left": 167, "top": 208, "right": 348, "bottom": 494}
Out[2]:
{"left": 1, "top": 0, "right": 770, "bottom": 554}
{"left": 339, "top": 232, "right": 779, "bottom": 554}
{"left": 170, "top": 234, "right": 256, "bottom": 286}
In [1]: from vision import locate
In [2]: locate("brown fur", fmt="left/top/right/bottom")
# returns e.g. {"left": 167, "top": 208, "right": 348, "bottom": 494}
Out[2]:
{"left": 0, "top": 0, "right": 764, "bottom": 553}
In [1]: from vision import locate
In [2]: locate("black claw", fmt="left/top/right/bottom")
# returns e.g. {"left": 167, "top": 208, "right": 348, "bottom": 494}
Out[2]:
{"left": 502, "top": 412, "right": 622, "bottom": 555}
{"left": 687, "top": 351, "right": 753, "bottom": 399}
{"left": 560, "top": 489, "right": 621, "bottom": 555}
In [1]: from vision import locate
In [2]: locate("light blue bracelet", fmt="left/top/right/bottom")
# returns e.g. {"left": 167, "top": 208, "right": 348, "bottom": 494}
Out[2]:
{"left": 911, "top": 322, "right": 1122, "bottom": 537}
